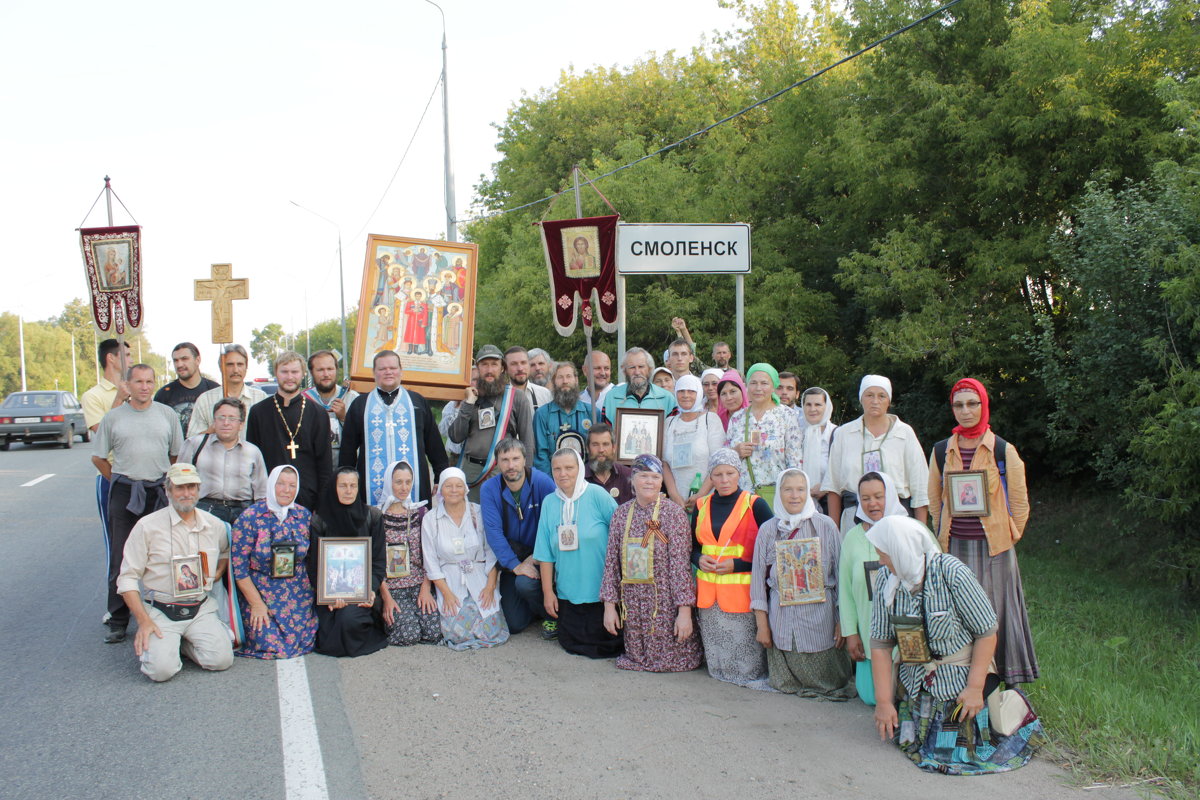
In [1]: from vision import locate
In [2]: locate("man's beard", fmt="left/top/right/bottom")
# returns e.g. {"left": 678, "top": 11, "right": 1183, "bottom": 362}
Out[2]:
{"left": 531, "top": 374, "right": 550, "bottom": 387}
{"left": 508, "top": 373, "right": 528, "bottom": 388}
{"left": 627, "top": 375, "right": 649, "bottom": 396}
{"left": 478, "top": 374, "right": 504, "bottom": 400}
{"left": 553, "top": 385, "right": 579, "bottom": 410}
{"left": 171, "top": 497, "right": 198, "bottom": 515}
{"left": 589, "top": 456, "right": 613, "bottom": 474}
{"left": 315, "top": 377, "right": 337, "bottom": 393}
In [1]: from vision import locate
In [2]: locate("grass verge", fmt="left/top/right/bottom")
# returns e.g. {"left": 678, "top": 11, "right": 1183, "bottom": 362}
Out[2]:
{"left": 1019, "top": 489, "right": 1199, "bottom": 797}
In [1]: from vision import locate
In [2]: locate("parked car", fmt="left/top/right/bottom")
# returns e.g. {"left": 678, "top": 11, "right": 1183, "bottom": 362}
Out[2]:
{"left": 0, "top": 391, "right": 88, "bottom": 449}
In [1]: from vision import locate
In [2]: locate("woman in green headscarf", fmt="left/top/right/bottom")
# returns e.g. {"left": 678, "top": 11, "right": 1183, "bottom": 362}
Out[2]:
{"left": 722, "top": 363, "right": 803, "bottom": 505}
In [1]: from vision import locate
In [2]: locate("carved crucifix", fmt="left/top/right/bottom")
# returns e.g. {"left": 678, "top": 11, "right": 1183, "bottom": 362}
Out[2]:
{"left": 194, "top": 263, "right": 249, "bottom": 344}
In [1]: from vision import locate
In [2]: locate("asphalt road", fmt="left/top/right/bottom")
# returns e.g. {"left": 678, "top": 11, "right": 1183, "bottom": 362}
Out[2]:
{"left": 0, "top": 442, "right": 1140, "bottom": 800}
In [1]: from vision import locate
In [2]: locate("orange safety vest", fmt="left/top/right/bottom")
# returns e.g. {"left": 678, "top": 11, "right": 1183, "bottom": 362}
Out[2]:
{"left": 694, "top": 491, "right": 760, "bottom": 613}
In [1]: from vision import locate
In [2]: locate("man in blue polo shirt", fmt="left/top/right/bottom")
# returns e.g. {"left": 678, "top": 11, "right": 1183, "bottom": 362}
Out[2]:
{"left": 603, "top": 346, "right": 678, "bottom": 423}
{"left": 479, "top": 437, "right": 557, "bottom": 638}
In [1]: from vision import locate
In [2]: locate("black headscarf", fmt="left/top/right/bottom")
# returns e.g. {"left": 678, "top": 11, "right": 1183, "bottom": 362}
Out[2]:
{"left": 320, "top": 467, "right": 370, "bottom": 536}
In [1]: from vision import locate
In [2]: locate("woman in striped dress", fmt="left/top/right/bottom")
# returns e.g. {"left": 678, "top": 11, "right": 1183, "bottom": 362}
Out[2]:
{"left": 750, "top": 468, "right": 854, "bottom": 699}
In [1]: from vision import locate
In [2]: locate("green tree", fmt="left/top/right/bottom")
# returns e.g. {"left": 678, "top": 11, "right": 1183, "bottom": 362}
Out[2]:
{"left": 250, "top": 323, "right": 286, "bottom": 375}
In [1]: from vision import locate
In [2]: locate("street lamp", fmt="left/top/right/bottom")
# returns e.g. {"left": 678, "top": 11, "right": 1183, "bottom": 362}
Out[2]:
{"left": 289, "top": 201, "right": 349, "bottom": 381}
{"left": 425, "top": 0, "right": 457, "bottom": 242}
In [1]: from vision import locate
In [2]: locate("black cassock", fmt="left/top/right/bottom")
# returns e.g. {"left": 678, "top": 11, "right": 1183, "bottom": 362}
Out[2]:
{"left": 308, "top": 506, "right": 388, "bottom": 658}
{"left": 246, "top": 394, "right": 332, "bottom": 512}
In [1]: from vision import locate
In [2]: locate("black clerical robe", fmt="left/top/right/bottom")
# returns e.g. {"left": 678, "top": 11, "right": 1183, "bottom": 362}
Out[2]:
{"left": 339, "top": 386, "right": 448, "bottom": 505}
{"left": 246, "top": 393, "right": 332, "bottom": 512}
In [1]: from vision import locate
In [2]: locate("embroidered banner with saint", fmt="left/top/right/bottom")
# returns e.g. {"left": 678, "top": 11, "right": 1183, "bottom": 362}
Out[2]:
{"left": 539, "top": 214, "right": 619, "bottom": 336}
{"left": 79, "top": 225, "right": 144, "bottom": 333}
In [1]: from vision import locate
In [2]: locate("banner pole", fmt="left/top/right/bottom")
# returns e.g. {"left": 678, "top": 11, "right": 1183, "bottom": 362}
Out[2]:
{"left": 573, "top": 167, "right": 599, "bottom": 424}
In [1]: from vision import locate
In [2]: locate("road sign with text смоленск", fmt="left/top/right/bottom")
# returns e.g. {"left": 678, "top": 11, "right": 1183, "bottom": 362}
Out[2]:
{"left": 615, "top": 223, "right": 751, "bottom": 274}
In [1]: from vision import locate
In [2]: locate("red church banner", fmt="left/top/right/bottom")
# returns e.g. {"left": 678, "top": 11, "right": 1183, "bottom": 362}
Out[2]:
{"left": 79, "top": 225, "right": 144, "bottom": 333}
{"left": 539, "top": 214, "right": 619, "bottom": 336}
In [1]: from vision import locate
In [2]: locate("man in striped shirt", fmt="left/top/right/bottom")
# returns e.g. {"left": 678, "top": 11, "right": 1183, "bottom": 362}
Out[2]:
{"left": 177, "top": 398, "right": 268, "bottom": 525}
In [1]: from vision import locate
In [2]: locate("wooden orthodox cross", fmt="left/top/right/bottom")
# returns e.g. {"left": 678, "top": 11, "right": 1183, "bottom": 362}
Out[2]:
{"left": 194, "top": 263, "right": 249, "bottom": 344}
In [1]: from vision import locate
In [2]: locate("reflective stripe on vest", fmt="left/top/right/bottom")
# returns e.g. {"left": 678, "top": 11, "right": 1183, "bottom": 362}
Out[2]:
{"left": 696, "top": 571, "right": 752, "bottom": 586}
{"left": 700, "top": 543, "right": 745, "bottom": 558}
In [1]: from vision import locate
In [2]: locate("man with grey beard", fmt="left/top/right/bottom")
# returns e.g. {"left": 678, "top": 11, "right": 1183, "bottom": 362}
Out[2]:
{"left": 602, "top": 346, "right": 678, "bottom": 423}
{"left": 533, "top": 361, "right": 593, "bottom": 473}
{"left": 527, "top": 348, "right": 554, "bottom": 387}
{"left": 448, "top": 345, "right": 535, "bottom": 499}
{"left": 115, "top": 462, "right": 234, "bottom": 682}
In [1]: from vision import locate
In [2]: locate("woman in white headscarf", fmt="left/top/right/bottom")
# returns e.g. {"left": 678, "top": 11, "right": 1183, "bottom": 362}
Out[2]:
{"left": 799, "top": 387, "right": 837, "bottom": 513}
{"left": 838, "top": 471, "right": 932, "bottom": 705}
{"left": 534, "top": 448, "right": 621, "bottom": 657}
{"left": 867, "top": 516, "right": 1043, "bottom": 775}
{"left": 378, "top": 460, "right": 441, "bottom": 646}
{"left": 421, "top": 466, "right": 507, "bottom": 650}
{"left": 750, "top": 468, "right": 854, "bottom": 699}
{"left": 663, "top": 374, "right": 725, "bottom": 509}
{"left": 231, "top": 465, "right": 317, "bottom": 659}
{"left": 824, "top": 375, "right": 930, "bottom": 533}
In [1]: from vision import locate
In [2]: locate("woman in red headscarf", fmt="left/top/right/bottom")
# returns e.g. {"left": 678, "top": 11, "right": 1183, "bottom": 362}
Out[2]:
{"left": 928, "top": 379, "right": 1037, "bottom": 688}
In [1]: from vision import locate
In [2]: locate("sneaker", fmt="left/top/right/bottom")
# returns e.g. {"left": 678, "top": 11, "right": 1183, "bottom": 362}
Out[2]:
{"left": 541, "top": 620, "right": 558, "bottom": 640}
{"left": 103, "top": 623, "right": 127, "bottom": 644}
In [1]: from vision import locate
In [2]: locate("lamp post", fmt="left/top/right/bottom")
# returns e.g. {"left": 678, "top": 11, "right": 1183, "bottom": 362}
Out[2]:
{"left": 289, "top": 201, "right": 349, "bottom": 381}
{"left": 425, "top": 0, "right": 456, "bottom": 242}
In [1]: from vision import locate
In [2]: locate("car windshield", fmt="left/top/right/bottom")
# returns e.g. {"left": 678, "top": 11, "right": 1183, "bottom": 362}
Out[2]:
{"left": 3, "top": 393, "right": 58, "bottom": 409}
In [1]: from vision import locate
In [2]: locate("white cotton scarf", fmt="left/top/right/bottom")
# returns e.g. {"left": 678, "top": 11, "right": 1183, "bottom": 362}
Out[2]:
{"left": 553, "top": 450, "right": 590, "bottom": 525}
{"left": 858, "top": 374, "right": 893, "bottom": 402}
{"left": 865, "top": 516, "right": 942, "bottom": 604}
{"left": 855, "top": 470, "right": 908, "bottom": 524}
{"left": 376, "top": 460, "right": 428, "bottom": 512}
{"left": 266, "top": 465, "right": 300, "bottom": 523}
{"left": 674, "top": 374, "right": 705, "bottom": 413}
{"left": 773, "top": 468, "right": 816, "bottom": 530}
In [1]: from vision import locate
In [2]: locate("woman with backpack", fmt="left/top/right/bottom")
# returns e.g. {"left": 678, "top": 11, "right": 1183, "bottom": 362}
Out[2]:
{"left": 928, "top": 379, "right": 1037, "bottom": 688}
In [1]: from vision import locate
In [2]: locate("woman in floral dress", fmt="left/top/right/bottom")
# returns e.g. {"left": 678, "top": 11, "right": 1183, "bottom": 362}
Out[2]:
{"left": 378, "top": 460, "right": 441, "bottom": 646}
{"left": 232, "top": 465, "right": 317, "bottom": 659}
{"left": 601, "top": 454, "right": 702, "bottom": 673}
{"left": 724, "top": 363, "right": 803, "bottom": 506}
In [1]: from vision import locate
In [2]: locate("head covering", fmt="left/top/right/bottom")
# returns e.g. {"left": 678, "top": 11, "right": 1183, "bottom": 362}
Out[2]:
{"left": 673, "top": 374, "right": 704, "bottom": 413}
{"left": 436, "top": 467, "right": 468, "bottom": 508}
{"left": 858, "top": 374, "right": 893, "bottom": 402}
{"left": 745, "top": 363, "right": 780, "bottom": 405}
{"left": 950, "top": 378, "right": 990, "bottom": 439}
{"left": 802, "top": 387, "right": 834, "bottom": 429}
{"left": 707, "top": 447, "right": 741, "bottom": 474}
{"left": 716, "top": 370, "right": 748, "bottom": 430}
{"left": 551, "top": 450, "right": 590, "bottom": 525}
{"left": 166, "top": 462, "right": 202, "bottom": 486}
{"left": 631, "top": 454, "right": 664, "bottom": 474}
{"left": 320, "top": 467, "right": 369, "bottom": 535}
{"left": 266, "top": 465, "right": 300, "bottom": 523}
{"left": 855, "top": 470, "right": 907, "bottom": 524}
{"left": 652, "top": 366, "right": 674, "bottom": 383}
{"left": 774, "top": 468, "right": 816, "bottom": 529}
{"left": 376, "top": 460, "right": 427, "bottom": 512}
{"left": 474, "top": 344, "right": 503, "bottom": 363}
{"left": 866, "top": 516, "right": 942, "bottom": 604}
{"left": 701, "top": 367, "right": 724, "bottom": 383}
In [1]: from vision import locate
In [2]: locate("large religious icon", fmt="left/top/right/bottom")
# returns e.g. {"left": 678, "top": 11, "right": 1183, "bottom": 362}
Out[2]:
{"left": 351, "top": 234, "right": 478, "bottom": 401}
{"left": 79, "top": 225, "right": 144, "bottom": 333}
{"left": 775, "top": 537, "right": 825, "bottom": 606}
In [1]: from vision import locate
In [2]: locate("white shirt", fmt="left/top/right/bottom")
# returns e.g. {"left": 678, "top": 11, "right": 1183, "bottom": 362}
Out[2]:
{"left": 663, "top": 411, "right": 724, "bottom": 498}
{"left": 188, "top": 384, "right": 269, "bottom": 438}
{"left": 822, "top": 415, "right": 929, "bottom": 506}
{"left": 421, "top": 501, "right": 500, "bottom": 617}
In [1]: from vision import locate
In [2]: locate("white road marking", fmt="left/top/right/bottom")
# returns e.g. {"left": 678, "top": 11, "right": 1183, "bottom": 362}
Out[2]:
{"left": 21, "top": 473, "right": 54, "bottom": 487}
{"left": 276, "top": 657, "right": 330, "bottom": 800}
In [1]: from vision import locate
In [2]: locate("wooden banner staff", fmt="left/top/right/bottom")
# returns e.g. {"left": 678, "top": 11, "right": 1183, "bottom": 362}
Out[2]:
{"left": 101, "top": 178, "right": 129, "bottom": 384}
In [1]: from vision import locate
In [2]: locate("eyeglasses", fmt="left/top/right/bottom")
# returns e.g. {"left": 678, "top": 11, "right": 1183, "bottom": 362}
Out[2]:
{"left": 214, "top": 415, "right": 242, "bottom": 424}
{"left": 951, "top": 401, "right": 982, "bottom": 410}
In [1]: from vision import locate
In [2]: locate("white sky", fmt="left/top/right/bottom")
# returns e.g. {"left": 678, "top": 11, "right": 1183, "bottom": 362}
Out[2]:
{"left": 1, "top": 0, "right": 742, "bottom": 376}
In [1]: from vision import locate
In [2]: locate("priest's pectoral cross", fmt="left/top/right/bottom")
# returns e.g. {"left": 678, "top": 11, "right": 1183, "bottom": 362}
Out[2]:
{"left": 195, "top": 263, "right": 249, "bottom": 344}
{"left": 286, "top": 440, "right": 299, "bottom": 460}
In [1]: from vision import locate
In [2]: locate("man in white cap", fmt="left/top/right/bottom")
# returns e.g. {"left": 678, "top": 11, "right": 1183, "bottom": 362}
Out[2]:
{"left": 448, "top": 344, "right": 535, "bottom": 499}
{"left": 116, "top": 462, "right": 234, "bottom": 682}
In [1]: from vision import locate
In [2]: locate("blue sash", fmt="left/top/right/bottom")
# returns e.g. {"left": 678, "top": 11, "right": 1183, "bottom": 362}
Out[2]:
{"left": 365, "top": 388, "right": 420, "bottom": 505}
{"left": 458, "top": 387, "right": 516, "bottom": 488}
